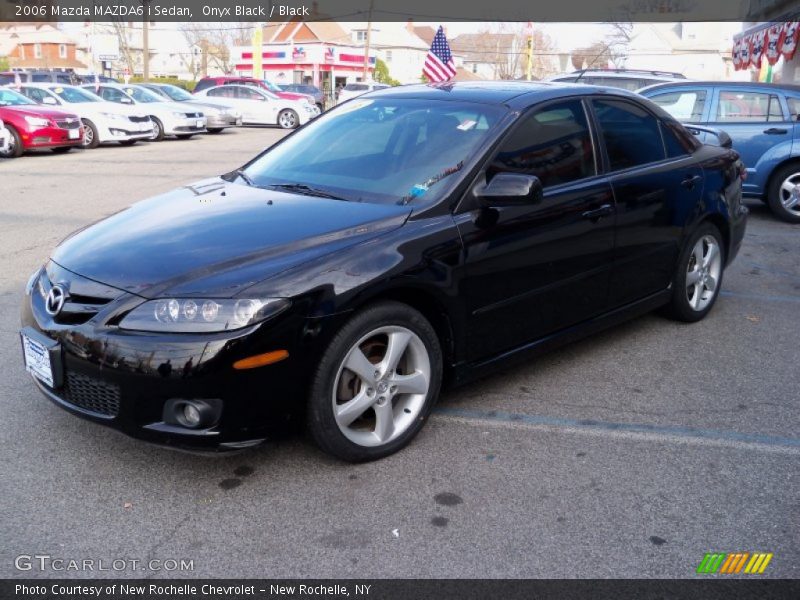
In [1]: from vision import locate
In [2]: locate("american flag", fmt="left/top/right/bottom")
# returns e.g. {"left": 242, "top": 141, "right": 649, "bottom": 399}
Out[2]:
{"left": 423, "top": 26, "right": 457, "bottom": 83}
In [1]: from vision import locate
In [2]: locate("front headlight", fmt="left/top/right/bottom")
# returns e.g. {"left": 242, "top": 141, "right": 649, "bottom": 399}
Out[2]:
{"left": 172, "top": 111, "right": 187, "bottom": 118}
{"left": 119, "top": 297, "right": 290, "bottom": 333}
{"left": 24, "top": 116, "right": 50, "bottom": 127}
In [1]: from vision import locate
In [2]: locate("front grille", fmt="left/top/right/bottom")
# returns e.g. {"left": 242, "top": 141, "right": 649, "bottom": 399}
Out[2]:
{"left": 56, "top": 119, "right": 80, "bottom": 130}
{"left": 38, "top": 273, "right": 114, "bottom": 325}
{"left": 129, "top": 116, "right": 150, "bottom": 123}
{"left": 64, "top": 371, "right": 120, "bottom": 417}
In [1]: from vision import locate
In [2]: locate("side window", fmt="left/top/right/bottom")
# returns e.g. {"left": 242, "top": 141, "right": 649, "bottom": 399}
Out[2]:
{"left": 716, "top": 90, "right": 785, "bottom": 122}
{"left": 237, "top": 87, "right": 262, "bottom": 100}
{"left": 32, "top": 73, "right": 50, "bottom": 82}
{"left": 661, "top": 120, "right": 700, "bottom": 157}
{"left": 21, "top": 88, "right": 46, "bottom": 103}
{"left": 100, "top": 87, "right": 125, "bottom": 103}
{"left": 490, "top": 99, "right": 596, "bottom": 188}
{"left": 648, "top": 90, "right": 707, "bottom": 121}
{"left": 786, "top": 97, "right": 799, "bottom": 120}
{"left": 208, "top": 87, "right": 234, "bottom": 98}
{"left": 592, "top": 99, "right": 666, "bottom": 170}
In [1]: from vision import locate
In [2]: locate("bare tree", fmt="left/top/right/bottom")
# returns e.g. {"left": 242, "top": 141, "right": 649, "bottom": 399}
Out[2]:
{"left": 467, "top": 23, "right": 555, "bottom": 80}
{"left": 180, "top": 23, "right": 254, "bottom": 76}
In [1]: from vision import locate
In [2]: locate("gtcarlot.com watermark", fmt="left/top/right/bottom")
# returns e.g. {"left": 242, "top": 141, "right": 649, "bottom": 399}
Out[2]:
{"left": 15, "top": 554, "right": 194, "bottom": 573}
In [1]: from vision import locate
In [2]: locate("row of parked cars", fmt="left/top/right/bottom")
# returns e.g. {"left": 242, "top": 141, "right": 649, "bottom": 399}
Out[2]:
{"left": 546, "top": 69, "right": 800, "bottom": 223}
{"left": 0, "top": 76, "right": 322, "bottom": 158}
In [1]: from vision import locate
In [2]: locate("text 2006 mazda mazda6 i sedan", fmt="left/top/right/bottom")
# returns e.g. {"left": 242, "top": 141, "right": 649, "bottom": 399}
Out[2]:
{"left": 21, "top": 82, "right": 748, "bottom": 461}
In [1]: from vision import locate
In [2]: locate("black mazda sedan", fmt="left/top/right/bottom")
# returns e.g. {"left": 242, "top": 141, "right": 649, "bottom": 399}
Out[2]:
{"left": 20, "top": 82, "right": 748, "bottom": 461}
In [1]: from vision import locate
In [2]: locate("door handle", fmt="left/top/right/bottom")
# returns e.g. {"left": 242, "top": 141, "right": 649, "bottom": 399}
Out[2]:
{"left": 581, "top": 204, "right": 613, "bottom": 221}
{"left": 763, "top": 128, "right": 787, "bottom": 135}
{"left": 681, "top": 174, "right": 702, "bottom": 189}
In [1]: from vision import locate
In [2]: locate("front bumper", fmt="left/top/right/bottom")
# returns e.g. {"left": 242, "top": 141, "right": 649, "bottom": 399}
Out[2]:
{"left": 20, "top": 265, "right": 330, "bottom": 452}
{"left": 162, "top": 116, "right": 207, "bottom": 136}
{"left": 97, "top": 116, "right": 154, "bottom": 143}
{"left": 21, "top": 125, "right": 83, "bottom": 149}
{"left": 206, "top": 114, "right": 241, "bottom": 128}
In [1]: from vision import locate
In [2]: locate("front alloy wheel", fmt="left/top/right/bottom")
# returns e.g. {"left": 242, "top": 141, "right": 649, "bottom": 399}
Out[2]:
{"left": 307, "top": 302, "right": 442, "bottom": 462}
{"left": 767, "top": 164, "right": 800, "bottom": 223}
{"left": 277, "top": 109, "right": 298, "bottom": 129}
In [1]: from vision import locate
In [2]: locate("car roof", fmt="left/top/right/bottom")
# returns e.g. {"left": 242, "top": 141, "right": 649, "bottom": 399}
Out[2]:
{"left": 640, "top": 81, "right": 800, "bottom": 94}
{"left": 367, "top": 81, "right": 644, "bottom": 107}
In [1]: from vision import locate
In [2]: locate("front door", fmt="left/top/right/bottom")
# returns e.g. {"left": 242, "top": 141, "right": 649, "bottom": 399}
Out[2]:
{"left": 455, "top": 98, "right": 616, "bottom": 361}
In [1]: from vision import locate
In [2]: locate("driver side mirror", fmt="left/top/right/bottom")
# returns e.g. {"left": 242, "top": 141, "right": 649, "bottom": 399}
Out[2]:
{"left": 475, "top": 172, "right": 543, "bottom": 207}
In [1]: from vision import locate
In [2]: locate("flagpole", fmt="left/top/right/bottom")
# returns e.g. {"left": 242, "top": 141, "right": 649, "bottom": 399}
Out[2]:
{"left": 362, "top": 0, "right": 374, "bottom": 81}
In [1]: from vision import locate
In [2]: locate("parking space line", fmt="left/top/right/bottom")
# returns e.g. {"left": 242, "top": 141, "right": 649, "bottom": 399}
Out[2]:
{"left": 433, "top": 406, "right": 800, "bottom": 454}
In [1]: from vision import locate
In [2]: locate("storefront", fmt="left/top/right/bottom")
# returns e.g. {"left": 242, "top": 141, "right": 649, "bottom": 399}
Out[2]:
{"left": 233, "top": 43, "right": 376, "bottom": 97}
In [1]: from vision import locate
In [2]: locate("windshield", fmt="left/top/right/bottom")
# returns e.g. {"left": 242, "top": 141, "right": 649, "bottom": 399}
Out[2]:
{"left": 160, "top": 85, "right": 193, "bottom": 101}
{"left": 261, "top": 79, "right": 281, "bottom": 92}
{"left": 0, "top": 88, "right": 36, "bottom": 106}
{"left": 122, "top": 86, "right": 162, "bottom": 103}
{"left": 243, "top": 98, "right": 505, "bottom": 205}
{"left": 53, "top": 86, "right": 101, "bottom": 103}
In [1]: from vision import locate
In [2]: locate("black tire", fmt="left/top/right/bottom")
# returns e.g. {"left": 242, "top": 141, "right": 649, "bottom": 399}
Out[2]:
{"left": 81, "top": 119, "right": 100, "bottom": 149}
{"left": 307, "top": 301, "right": 443, "bottom": 462}
{"left": 119, "top": 139, "right": 138, "bottom": 146}
{"left": 150, "top": 117, "right": 165, "bottom": 141}
{"left": 176, "top": 134, "right": 194, "bottom": 140}
{"left": 766, "top": 162, "right": 800, "bottom": 223}
{"left": 0, "top": 124, "right": 23, "bottom": 158}
{"left": 51, "top": 146, "right": 72, "bottom": 154}
{"left": 277, "top": 109, "right": 299, "bottom": 129}
{"left": 664, "top": 223, "right": 725, "bottom": 323}
{"left": 207, "top": 128, "right": 224, "bottom": 134}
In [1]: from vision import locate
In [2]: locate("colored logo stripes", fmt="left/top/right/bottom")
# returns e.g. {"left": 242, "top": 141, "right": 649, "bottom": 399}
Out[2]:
{"left": 697, "top": 552, "right": 773, "bottom": 574}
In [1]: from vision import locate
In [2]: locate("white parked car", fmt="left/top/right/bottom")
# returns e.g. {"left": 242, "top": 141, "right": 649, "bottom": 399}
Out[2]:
{"left": 81, "top": 83, "right": 207, "bottom": 141}
{"left": 194, "top": 85, "right": 317, "bottom": 129}
{"left": 336, "top": 82, "right": 390, "bottom": 105}
{"left": 16, "top": 83, "right": 152, "bottom": 148}
{"left": 0, "top": 118, "right": 9, "bottom": 153}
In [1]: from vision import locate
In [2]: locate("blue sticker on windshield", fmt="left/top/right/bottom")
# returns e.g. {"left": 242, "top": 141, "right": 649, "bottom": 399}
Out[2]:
{"left": 409, "top": 184, "right": 428, "bottom": 198}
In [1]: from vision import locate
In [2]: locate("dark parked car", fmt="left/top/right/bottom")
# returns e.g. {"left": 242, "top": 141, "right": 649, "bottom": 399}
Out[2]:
{"left": 280, "top": 83, "right": 324, "bottom": 109}
{"left": 20, "top": 82, "right": 747, "bottom": 461}
{"left": 549, "top": 69, "right": 686, "bottom": 91}
{"left": 0, "top": 70, "right": 82, "bottom": 85}
{"left": 640, "top": 81, "right": 800, "bottom": 222}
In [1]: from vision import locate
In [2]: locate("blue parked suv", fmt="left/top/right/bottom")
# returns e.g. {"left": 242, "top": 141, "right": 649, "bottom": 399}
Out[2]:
{"left": 640, "top": 82, "right": 800, "bottom": 222}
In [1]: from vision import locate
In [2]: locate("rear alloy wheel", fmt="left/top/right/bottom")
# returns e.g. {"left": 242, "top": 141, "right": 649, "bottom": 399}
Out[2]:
{"left": 277, "top": 109, "right": 299, "bottom": 129}
{"left": 307, "top": 302, "right": 442, "bottom": 462}
{"left": 0, "top": 124, "right": 23, "bottom": 158}
{"left": 767, "top": 163, "right": 800, "bottom": 223}
{"left": 664, "top": 224, "right": 724, "bottom": 322}
{"left": 150, "top": 117, "right": 165, "bottom": 141}
{"left": 81, "top": 119, "right": 99, "bottom": 149}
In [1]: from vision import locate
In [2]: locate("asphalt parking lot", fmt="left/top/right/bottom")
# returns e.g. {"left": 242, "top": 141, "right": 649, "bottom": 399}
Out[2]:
{"left": 1, "top": 128, "right": 798, "bottom": 579}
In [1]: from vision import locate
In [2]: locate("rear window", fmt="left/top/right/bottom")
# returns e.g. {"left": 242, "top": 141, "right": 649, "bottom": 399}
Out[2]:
{"left": 344, "top": 84, "right": 368, "bottom": 91}
{"left": 193, "top": 79, "right": 215, "bottom": 92}
{"left": 788, "top": 97, "right": 800, "bottom": 120}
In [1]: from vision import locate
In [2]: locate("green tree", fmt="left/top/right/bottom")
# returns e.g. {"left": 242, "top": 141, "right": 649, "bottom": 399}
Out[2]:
{"left": 0, "top": 56, "right": 9, "bottom": 71}
{"left": 374, "top": 58, "right": 400, "bottom": 86}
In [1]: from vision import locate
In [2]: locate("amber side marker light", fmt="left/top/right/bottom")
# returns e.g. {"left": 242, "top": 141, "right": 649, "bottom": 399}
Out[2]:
{"left": 233, "top": 350, "right": 289, "bottom": 370}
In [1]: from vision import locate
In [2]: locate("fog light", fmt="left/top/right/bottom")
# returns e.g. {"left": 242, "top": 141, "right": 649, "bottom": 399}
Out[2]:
{"left": 183, "top": 403, "right": 201, "bottom": 427}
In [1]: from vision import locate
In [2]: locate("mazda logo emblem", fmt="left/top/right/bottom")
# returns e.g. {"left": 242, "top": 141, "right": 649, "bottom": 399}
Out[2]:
{"left": 45, "top": 285, "right": 66, "bottom": 316}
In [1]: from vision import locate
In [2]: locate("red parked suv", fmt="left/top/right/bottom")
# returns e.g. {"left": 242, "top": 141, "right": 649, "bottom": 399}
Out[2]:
{"left": 193, "top": 76, "right": 314, "bottom": 105}
{"left": 0, "top": 88, "right": 83, "bottom": 158}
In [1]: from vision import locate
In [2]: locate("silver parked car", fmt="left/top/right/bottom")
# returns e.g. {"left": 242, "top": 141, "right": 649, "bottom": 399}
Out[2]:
{"left": 140, "top": 83, "right": 242, "bottom": 134}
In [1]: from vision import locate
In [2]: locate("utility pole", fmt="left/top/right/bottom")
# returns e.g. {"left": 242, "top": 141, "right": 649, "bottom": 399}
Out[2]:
{"left": 362, "top": 0, "right": 374, "bottom": 81}
{"left": 525, "top": 22, "right": 534, "bottom": 81}
{"left": 142, "top": 0, "right": 151, "bottom": 80}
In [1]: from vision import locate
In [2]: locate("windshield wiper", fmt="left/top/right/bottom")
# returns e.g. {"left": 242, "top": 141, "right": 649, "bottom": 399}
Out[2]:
{"left": 265, "top": 183, "right": 347, "bottom": 201}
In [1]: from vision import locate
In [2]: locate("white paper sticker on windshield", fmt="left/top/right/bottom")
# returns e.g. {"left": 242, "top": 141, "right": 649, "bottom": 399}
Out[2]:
{"left": 458, "top": 120, "right": 477, "bottom": 131}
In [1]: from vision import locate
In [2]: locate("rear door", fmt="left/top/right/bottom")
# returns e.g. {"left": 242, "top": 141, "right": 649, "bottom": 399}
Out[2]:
{"left": 709, "top": 86, "right": 790, "bottom": 193}
{"left": 590, "top": 97, "right": 704, "bottom": 307}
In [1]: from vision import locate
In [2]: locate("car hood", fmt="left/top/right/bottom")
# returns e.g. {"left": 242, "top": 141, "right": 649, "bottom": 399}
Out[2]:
{"left": 1, "top": 104, "right": 77, "bottom": 120}
{"left": 51, "top": 178, "right": 411, "bottom": 299}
